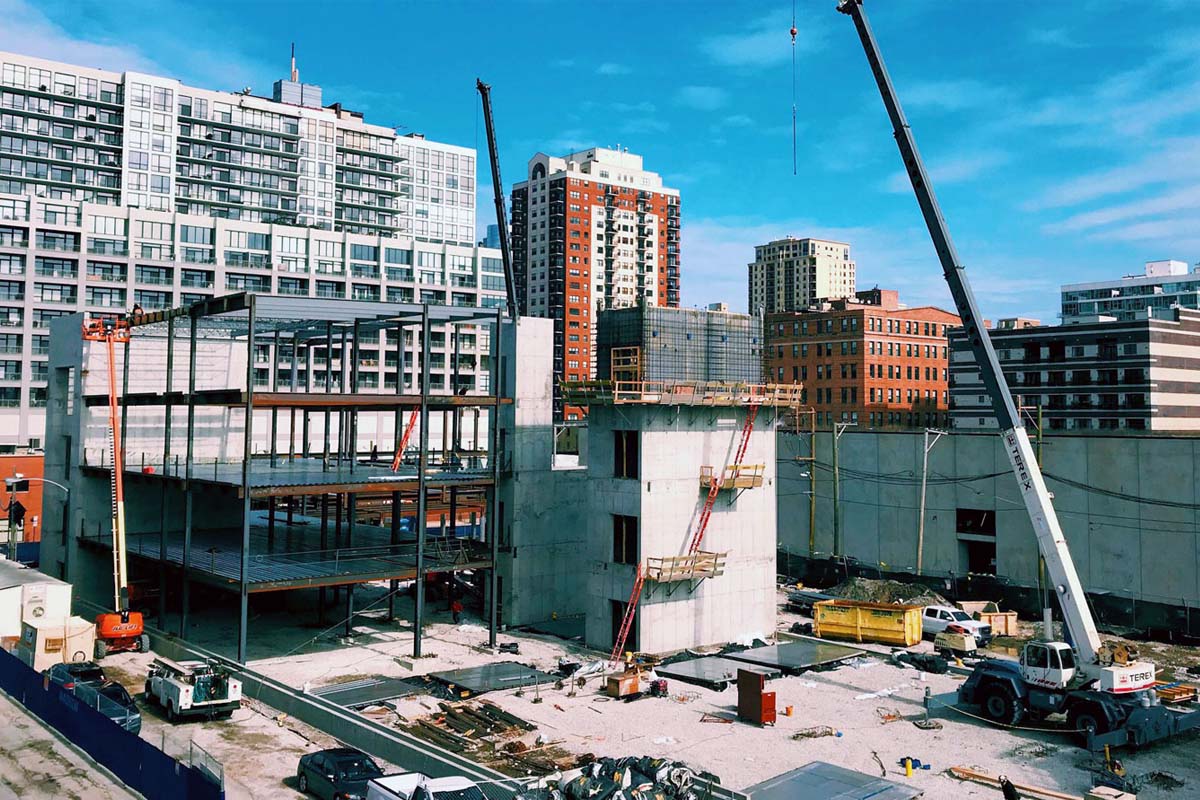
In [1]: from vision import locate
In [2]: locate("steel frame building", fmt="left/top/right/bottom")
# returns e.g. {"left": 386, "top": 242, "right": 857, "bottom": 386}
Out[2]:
{"left": 42, "top": 293, "right": 507, "bottom": 663}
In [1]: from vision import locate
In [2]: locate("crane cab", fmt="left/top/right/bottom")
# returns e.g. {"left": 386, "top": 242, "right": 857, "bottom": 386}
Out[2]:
{"left": 1020, "top": 641, "right": 1075, "bottom": 690}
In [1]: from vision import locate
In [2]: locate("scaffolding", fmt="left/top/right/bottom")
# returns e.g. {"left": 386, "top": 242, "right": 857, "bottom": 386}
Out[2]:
{"left": 644, "top": 552, "right": 727, "bottom": 583}
{"left": 62, "top": 293, "right": 508, "bottom": 664}
{"left": 561, "top": 380, "right": 804, "bottom": 408}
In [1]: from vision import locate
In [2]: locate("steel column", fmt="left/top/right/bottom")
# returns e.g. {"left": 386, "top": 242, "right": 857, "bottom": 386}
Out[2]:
{"left": 414, "top": 306, "right": 431, "bottom": 658}
{"left": 488, "top": 309, "right": 502, "bottom": 647}
{"left": 237, "top": 296, "right": 256, "bottom": 664}
{"left": 158, "top": 315, "right": 174, "bottom": 626}
{"left": 181, "top": 314, "right": 198, "bottom": 638}
{"left": 323, "top": 322, "right": 332, "bottom": 471}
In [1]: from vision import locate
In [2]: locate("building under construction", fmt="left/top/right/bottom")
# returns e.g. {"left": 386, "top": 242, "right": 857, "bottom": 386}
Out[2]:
{"left": 40, "top": 293, "right": 513, "bottom": 663}
{"left": 498, "top": 305, "right": 801, "bottom": 653}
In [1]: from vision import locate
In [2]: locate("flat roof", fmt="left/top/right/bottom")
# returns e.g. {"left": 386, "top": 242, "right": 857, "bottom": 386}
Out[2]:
{"left": 0, "top": 559, "right": 67, "bottom": 590}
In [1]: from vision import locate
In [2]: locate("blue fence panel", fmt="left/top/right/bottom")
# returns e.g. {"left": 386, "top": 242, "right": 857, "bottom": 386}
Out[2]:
{"left": 0, "top": 649, "right": 223, "bottom": 800}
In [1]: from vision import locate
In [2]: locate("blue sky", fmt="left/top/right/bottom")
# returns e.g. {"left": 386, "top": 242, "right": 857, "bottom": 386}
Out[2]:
{"left": 8, "top": 0, "right": 1200, "bottom": 322}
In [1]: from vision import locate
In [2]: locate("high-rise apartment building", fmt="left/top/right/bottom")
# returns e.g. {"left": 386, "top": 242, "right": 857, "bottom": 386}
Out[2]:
{"left": 763, "top": 289, "right": 960, "bottom": 429}
{"left": 748, "top": 236, "right": 855, "bottom": 314}
{"left": 510, "top": 147, "right": 680, "bottom": 421}
{"left": 949, "top": 309, "right": 1200, "bottom": 432}
{"left": 1061, "top": 260, "right": 1200, "bottom": 323}
{"left": 0, "top": 50, "right": 504, "bottom": 449}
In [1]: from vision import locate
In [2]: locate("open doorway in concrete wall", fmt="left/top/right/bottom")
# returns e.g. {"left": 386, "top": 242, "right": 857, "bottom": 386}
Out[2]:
{"left": 611, "top": 598, "right": 637, "bottom": 652}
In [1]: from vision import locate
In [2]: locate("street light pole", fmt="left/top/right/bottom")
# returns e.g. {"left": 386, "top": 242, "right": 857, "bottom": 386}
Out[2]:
{"left": 916, "top": 428, "right": 947, "bottom": 575}
{"left": 831, "top": 422, "right": 856, "bottom": 557}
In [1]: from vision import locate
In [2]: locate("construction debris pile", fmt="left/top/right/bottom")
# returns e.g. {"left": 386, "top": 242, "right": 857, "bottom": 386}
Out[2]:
{"left": 826, "top": 577, "right": 947, "bottom": 606}
{"left": 516, "top": 756, "right": 712, "bottom": 800}
{"left": 408, "top": 700, "right": 583, "bottom": 775}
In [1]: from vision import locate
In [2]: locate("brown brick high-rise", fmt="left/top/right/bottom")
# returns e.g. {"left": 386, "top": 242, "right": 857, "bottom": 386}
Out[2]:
{"left": 764, "top": 289, "right": 960, "bottom": 429}
{"left": 511, "top": 148, "right": 680, "bottom": 421}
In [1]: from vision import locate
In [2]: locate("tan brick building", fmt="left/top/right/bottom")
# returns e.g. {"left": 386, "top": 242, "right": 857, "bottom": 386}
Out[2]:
{"left": 764, "top": 289, "right": 961, "bottom": 429}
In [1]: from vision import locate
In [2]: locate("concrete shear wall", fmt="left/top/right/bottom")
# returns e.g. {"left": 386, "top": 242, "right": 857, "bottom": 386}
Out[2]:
{"left": 778, "top": 429, "right": 1200, "bottom": 609}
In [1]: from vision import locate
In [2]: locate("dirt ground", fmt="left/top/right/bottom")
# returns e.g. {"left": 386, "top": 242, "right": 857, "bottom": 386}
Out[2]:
{"left": 158, "top": 583, "right": 1200, "bottom": 799}
{"left": 0, "top": 690, "right": 138, "bottom": 800}
{"left": 99, "top": 650, "right": 400, "bottom": 800}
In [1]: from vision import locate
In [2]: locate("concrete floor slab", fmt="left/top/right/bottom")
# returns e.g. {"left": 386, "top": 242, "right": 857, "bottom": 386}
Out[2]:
{"left": 724, "top": 638, "right": 865, "bottom": 674}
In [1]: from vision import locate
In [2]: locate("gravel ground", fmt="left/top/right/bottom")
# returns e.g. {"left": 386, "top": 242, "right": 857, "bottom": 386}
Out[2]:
{"left": 0, "top": 689, "right": 137, "bottom": 800}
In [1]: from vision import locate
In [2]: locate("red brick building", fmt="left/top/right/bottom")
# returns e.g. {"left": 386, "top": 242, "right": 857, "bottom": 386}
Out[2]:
{"left": 764, "top": 289, "right": 961, "bottom": 429}
{"left": 511, "top": 147, "right": 680, "bottom": 421}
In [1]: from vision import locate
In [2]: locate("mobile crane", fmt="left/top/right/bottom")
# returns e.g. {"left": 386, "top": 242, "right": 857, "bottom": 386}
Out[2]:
{"left": 838, "top": 0, "right": 1200, "bottom": 748}
{"left": 83, "top": 314, "right": 148, "bottom": 659}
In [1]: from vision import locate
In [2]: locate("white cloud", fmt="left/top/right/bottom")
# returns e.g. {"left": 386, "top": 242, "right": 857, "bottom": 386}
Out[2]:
{"left": 897, "top": 79, "right": 1013, "bottom": 112}
{"left": 700, "top": 9, "right": 823, "bottom": 68}
{"left": 0, "top": 0, "right": 161, "bottom": 73}
{"left": 680, "top": 215, "right": 1063, "bottom": 321}
{"left": 1026, "top": 28, "right": 1084, "bottom": 48}
{"left": 883, "top": 150, "right": 1009, "bottom": 194}
{"left": 676, "top": 85, "right": 728, "bottom": 111}
{"left": 1027, "top": 136, "right": 1200, "bottom": 210}
{"left": 720, "top": 114, "right": 754, "bottom": 128}
{"left": 1043, "top": 184, "right": 1200, "bottom": 234}
{"left": 596, "top": 62, "right": 631, "bottom": 76}
{"left": 0, "top": 0, "right": 273, "bottom": 98}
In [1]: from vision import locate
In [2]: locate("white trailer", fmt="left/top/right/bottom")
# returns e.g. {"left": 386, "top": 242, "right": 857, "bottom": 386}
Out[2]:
{"left": 0, "top": 559, "right": 73, "bottom": 642}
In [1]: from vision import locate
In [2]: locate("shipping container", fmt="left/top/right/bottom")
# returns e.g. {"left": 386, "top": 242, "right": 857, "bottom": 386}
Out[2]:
{"left": 813, "top": 599, "right": 923, "bottom": 647}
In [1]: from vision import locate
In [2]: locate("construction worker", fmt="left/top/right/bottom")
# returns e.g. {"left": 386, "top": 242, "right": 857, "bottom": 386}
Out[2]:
{"left": 998, "top": 775, "right": 1020, "bottom": 800}
{"left": 451, "top": 598, "right": 464, "bottom": 625}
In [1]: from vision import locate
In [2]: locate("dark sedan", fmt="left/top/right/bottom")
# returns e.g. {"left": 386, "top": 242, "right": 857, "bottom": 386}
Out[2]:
{"left": 297, "top": 748, "right": 384, "bottom": 800}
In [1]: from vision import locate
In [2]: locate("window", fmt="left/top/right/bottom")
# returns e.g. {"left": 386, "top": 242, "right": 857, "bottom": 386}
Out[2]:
{"left": 613, "top": 430, "right": 639, "bottom": 479}
{"left": 612, "top": 515, "right": 638, "bottom": 565}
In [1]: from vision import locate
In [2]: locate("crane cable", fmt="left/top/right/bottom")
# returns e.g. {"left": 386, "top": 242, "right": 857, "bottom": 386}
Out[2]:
{"left": 791, "top": 0, "right": 798, "bottom": 176}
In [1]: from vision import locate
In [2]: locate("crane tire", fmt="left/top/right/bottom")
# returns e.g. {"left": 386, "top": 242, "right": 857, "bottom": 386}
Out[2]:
{"left": 979, "top": 683, "right": 1023, "bottom": 726}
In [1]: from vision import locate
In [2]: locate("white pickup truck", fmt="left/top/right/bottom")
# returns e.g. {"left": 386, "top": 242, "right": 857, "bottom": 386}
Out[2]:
{"left": 144, "top": 657, "right": 242, "bottom": 722}
{"left": 922, "top": 605, "right": 993, "bottom": 647}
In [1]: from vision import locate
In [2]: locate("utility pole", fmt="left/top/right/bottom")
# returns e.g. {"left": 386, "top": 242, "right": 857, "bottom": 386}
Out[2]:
{"left": 831, "top": 422, "right": 855, "bottom": 557}
{"left": 916, "top": 428, "right": 947, "bottom": 575}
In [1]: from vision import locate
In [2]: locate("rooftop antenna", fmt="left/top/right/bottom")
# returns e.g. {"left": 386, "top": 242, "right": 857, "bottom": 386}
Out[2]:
{"left": 290, "top": 42, "right": 299, "bottom": 82}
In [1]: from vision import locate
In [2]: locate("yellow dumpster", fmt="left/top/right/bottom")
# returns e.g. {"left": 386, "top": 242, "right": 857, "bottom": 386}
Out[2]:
{"left": 813, "top": 599, "right": 923, "bottom": 647}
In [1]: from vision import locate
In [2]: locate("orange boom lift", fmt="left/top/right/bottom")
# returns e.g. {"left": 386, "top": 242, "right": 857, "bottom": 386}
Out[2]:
{"left": 83, "top": 315, "right": 148, "bottom": 658}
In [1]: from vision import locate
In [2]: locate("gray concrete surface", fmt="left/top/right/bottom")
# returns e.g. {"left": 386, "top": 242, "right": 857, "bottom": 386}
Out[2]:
{"left": 0, "top": 689, "right": 137, "bottom": 800}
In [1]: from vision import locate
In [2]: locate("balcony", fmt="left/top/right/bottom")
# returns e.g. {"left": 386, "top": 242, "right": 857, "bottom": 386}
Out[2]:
{"left": 88, "top": 242, "right": 128, "bottom": 256}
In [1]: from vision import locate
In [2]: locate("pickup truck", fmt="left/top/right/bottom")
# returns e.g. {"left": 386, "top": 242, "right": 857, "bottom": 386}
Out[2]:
{"left": 144, "top": 657, "right": 241, "bottom": 722}
{"left": 922, "top": 605, "right": 992, "bottom": 647}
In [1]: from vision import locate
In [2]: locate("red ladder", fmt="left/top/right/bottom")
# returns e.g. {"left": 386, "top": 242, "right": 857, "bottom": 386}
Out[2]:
{"left": 609, "top": 564, "right": 645, "bottom": 667}
{"left": 687, "top": 404, "right": 760, "bottom": 554}
{"left": 390, "top": 409, "right": 420, "bottom": 471}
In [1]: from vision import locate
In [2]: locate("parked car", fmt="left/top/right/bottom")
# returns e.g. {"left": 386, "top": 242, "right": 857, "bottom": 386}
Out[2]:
{"left": 45, "top": 661, "right": 141, "bottom": 734}
{"left": 297, "top": 747, "right": 384, "bottom": 800}
{"left": 922, "top": 605, "right": 993, "bottom": 646}
{"left": 45, "top": 661, "right": 107, "bottom": 689}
